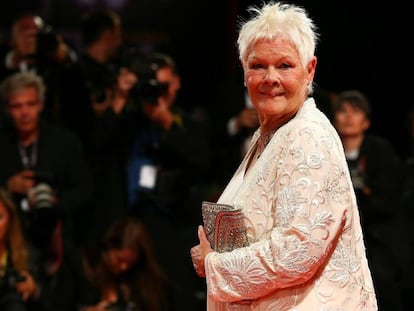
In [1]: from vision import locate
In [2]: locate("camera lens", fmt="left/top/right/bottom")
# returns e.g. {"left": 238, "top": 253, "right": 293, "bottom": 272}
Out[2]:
{"left": 28, "top": 183, "right": 54, "bottom": 209}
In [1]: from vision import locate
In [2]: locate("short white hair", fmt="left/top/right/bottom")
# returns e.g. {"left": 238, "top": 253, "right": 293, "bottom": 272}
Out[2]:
{"left": 237, "top": 2, "right": 319, "bottom": 70}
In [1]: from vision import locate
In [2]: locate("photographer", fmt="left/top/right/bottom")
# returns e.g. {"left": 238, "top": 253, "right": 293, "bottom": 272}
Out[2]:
{"left": 332, "top": 90, "right": 404, "bottom": 310}
{"left": 0, "top": 71, "right": 94, "bottom": 309}
{"left": 0, "top": 12, "right": 43, "bottom": 78}
{"left": 71, "top": 9, "right": 133, "bottom": 250}
{"left": 0, "top": 188, "right": 42, "bottom": 311}
{"left": 125, "top": 52, "right": 210, "bottom": 216}
{"left": 0, "top": 12, "right": 92, "bottom": 143}
{"left": 124, "top": 52, "right": 211, "bottom": 311}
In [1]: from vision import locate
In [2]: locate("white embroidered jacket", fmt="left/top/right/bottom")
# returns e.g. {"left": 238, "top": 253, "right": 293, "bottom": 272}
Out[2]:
{"left": 205, "top": 98, "right": 377, "bottom": 310}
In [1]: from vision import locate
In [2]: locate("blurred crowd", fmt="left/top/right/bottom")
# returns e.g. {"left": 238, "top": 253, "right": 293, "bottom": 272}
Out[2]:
{"left": 0, "top": 8, "right": 413, "bottom": 311}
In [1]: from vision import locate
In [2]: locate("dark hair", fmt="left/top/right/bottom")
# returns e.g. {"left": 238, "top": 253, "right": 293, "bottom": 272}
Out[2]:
{"left": 332, "top": 90, "right": 371, "bottom": 117}
{"left": 81, "top": 9, "right": 120, "bottom": 46}
{"left": 85, "top": 218, "right": 170, "bottom": 311}
{"left": 146, "top": 52, "right": 178, "bottom": 75}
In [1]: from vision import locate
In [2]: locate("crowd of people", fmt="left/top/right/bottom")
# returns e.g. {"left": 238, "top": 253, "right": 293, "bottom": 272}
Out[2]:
{"left": 0, "top": 2, "right": 413, "bottom": 311}
{"left": 0, "top": 8, "right": 209, "bottom": 311}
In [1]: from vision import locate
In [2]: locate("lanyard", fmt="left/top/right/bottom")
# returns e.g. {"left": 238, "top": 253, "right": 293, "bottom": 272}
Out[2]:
{"left": 18, "top": 140, "right": 38, "bottom": 169}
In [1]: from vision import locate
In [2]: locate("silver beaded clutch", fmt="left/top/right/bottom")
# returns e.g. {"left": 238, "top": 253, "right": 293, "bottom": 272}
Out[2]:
{"left": 201, "top": 201, "right": 249, "bottom": 253}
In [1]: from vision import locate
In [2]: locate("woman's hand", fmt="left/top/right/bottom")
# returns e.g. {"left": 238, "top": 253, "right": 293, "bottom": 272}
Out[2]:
{"left": 190, "top": 225, "right": 213, "bottom": 278}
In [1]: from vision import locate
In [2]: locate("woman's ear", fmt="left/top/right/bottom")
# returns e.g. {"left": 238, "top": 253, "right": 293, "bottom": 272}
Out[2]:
{"left": 307, "top": 56, "right": 317, "bottom": 81}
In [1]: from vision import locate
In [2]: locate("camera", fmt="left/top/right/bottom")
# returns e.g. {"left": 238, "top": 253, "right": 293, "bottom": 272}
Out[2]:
{"left": 34, "top": 25, "right": 60, "bottom": 65}
{"left": 126, "top": 60, "right": 169, "bottom": 104}
{"left": 28, "top": 170, "right": 55, "bottom": 209}
{"left": 88, "top": 48, "right": 169, "bottom": 105}
{"left": 86, "top": 63, "right": 118, "bottom": 104}
{"left": 120, "top": 49, "right": 169, "bottom": 105}
{"left": 28, "top": 183, "right": 54, "bottom": 209}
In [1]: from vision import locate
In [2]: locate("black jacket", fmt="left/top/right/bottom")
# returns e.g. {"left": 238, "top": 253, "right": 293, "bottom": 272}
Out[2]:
{"left": 0, "top": 120, "right": 94, "bottom": 250}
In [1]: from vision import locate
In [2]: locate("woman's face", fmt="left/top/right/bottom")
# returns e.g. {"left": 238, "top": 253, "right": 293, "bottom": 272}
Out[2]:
{"left": 103, "top": 247, "right": 138, "bottom": 275}
{"left": 0, "top": 201, "right": 10, "bottom": 245}
{"left": 244, "top": 38, "right": 316, "bottom": 130}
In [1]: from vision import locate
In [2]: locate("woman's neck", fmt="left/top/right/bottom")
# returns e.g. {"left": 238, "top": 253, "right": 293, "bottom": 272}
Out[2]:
{"left": 257, "top": 128, "right": 276, "bottom": 153}
{"left": 246, "top": 128, "right": 276, "bottom": 172}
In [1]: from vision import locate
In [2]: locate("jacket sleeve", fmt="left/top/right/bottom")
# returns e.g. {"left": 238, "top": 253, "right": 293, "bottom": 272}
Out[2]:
{"left": 54, "top": 132, "right": 94, "bottom": 216}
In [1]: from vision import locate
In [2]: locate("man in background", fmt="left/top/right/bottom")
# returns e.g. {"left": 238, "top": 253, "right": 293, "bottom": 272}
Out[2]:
{"left": 0, "top": 71, "right": 93, "bottom": 310}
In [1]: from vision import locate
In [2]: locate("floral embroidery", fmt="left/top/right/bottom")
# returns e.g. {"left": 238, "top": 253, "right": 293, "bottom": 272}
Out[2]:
{"left": 206, "top": 99, "right": 377, "bottom": 310}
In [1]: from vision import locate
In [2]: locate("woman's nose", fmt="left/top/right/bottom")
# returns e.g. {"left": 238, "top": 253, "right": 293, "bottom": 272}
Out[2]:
{"left": 263, "top": 67, "right": 279, "bottom": 84}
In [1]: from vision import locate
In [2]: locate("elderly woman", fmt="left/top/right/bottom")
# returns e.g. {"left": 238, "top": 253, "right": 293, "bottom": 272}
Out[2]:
{"left": 190, "top": 2, "right": 377, "bottom": 310}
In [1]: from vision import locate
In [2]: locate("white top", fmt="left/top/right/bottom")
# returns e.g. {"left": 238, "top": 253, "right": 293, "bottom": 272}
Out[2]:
{"left": 205, "top": 98, "right": 377, "bottom": 310}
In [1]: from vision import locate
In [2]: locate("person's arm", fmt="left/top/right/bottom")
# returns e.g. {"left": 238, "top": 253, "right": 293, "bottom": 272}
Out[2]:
{"left": 15, "top": 270, "right": 39, "bottom": 301}
{"left": 6, "top": 170, "right": 35, "bottom": 195}
{"left": 204, "top": 122, "right": 350, "bottom": 302}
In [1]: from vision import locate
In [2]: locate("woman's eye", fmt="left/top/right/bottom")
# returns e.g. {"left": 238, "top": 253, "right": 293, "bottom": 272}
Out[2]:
{"left": 250, "top": 63, "right": 264, "bottom": 70}
{"left": 279, "top": 63, "right": 291, "bottom": 69}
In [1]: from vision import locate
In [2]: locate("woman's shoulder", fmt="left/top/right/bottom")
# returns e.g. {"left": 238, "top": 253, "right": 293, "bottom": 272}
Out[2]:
{"left": 285, "top": 101, "right": 336, "bottom": 137}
